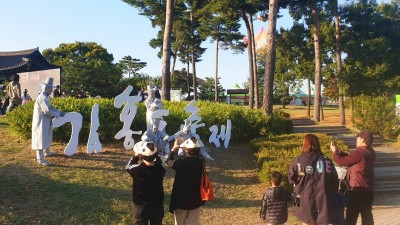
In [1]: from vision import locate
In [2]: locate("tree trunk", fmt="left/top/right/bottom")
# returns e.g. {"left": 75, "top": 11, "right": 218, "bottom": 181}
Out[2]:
{"left": 187, "top": 54, "right": 191, "bottom": 99}
{"left": 307, "top": 78, "right": 311, "bottom": 117}
{"left": 262, "top": 0, "right": 278, "bottom": 114}
{"left": 240, "top": 10, "right": 254, "bottom": 109}
{"left": 189, "top": 12, "right": 197, "bottom": 101}
{"left": 350, "top": 97, "right": 354, "bottom": 124}
{"left": 250, "top": 15, "right": 259, "bottom": 108}
{"left": 191, "top": 48, "right": 197, "bottom": 101}
{"left": 312, "top": 0, "right": 321, "bottom": 122}
{"left": 161, "top": 0, "right": 174, "bottom": 101}
{"left": 334, "top": 0, "right": 345, "bottom": 125}
{"left": 215, "top": 36, "right": 219, "bottom": 102}
{"left": 320, "top": 95, "right": 324, "bottom": 120}
{"left": 171, "top": 50, "right": 177, "bottom": 73}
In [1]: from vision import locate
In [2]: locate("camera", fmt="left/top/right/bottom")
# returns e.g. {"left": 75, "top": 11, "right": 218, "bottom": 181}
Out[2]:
{"left": 291, "top": 192, "right": 300, "bottom": 207}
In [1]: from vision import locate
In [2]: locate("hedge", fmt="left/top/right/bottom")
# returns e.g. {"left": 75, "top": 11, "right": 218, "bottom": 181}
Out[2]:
{"left": 250, "top": 133, "right": 349, "bottom": 191}
{"left": 8, "top": 98, "right": 292, "bottom": 144}
{"left": 352, "top": 95, "right": 400, "bottom": 139}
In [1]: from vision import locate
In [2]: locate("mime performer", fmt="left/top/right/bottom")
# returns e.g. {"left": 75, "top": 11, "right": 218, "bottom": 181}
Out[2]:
{"left": 32, "top": 77, "right": 65, "bottom": 166}
{"left": 170, "top": 120, "right": 214, "bottom": 160}
{"left": 144, "top": 84, "right": 163, "bottom": 133}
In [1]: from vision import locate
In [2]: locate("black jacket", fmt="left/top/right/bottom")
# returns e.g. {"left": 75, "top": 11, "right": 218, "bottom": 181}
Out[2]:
{"left": 126, "top": 156, "right": 166, "bottom": 205}
{"left": 260, "top": 187, "right": 290, "bottom": 224}
{"left": 169, "top": 156, "right": 205, "bottom": 213}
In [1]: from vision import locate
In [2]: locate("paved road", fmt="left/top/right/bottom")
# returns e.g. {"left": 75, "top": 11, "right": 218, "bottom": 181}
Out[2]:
{"left": 291, "top": 120, "right": 400, "bottom": 224}
{"left": 343, "top": 147, "right": 400, "bottom": 225}
{"left": 358, "top": 195, "right": 400, "bottom": 225}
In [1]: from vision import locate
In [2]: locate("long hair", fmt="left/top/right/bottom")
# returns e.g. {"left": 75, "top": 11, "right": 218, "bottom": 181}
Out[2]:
{"left": 301, "top": 134, "right": 322, "bottom": 154}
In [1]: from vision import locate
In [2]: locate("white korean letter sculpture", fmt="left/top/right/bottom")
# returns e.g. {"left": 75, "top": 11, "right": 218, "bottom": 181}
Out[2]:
{"left": 53, "top": 112, "right": 83, "bottom": 156}
{"left": 87, "top": 103, "right": 102, "bottom": 154}
{"left": 114, "top": 86, "right": 142, "bottom": 150}
{"left": 209, "top": 119, "right": 232, "bottom": 148}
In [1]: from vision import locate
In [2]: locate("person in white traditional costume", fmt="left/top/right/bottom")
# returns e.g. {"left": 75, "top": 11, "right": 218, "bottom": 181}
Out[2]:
{"left": 141, "top": 121, "right": 170, "bottom": 162}
{"left": 169, "top": 120, "right": 214, "bottom": 160}
{"left": 144, "top": 84, "right": 163, "bottom": 133}
{"left": 32, "top": 77, "right": 65, "bottom": 166}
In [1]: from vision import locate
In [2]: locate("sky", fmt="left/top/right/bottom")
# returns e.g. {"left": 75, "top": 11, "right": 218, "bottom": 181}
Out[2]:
{"left": 0, "top": 0, "right": 392, "bottom": 91}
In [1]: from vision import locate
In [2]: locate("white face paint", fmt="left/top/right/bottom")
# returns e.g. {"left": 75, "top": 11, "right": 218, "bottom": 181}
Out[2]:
{"left": 305, "top": 165, "right": 314, "bottom": 174}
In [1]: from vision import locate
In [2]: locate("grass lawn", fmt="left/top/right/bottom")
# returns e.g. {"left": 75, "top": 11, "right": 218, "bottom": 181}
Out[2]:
{"left": 275, "top": 104, "right": 356, "bottom": 128}
{"left": 1, "top": 105, "right": 352, "bottom": 224}
{"left": 0, "top": 114, "right": 308, "bottom": 225}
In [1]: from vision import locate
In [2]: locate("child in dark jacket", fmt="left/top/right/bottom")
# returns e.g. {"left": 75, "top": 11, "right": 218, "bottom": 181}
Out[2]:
{"left": 260, "top": 171, "right": 291, "bottom": 225}
{"left": 126, "top": 141, "right": 166, "bottom": 225}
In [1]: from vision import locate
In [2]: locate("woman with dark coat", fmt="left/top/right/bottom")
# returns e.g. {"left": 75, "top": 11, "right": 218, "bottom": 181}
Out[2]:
{"left": 167, "top": 137, "right": 205, "bottom": 225}
{"left": 288, "top": 134, "right": 339, "bottom": 225}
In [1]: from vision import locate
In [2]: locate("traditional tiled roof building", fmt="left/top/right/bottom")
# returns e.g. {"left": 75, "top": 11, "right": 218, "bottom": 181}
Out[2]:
{"left": 0, "top": 48, "right": 59, "bottom": 82}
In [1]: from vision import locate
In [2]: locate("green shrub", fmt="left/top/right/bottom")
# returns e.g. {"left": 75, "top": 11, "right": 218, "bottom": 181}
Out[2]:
{"left": 250, "top": 133, "right": 349, "bottom": 191}
{"left": 352, "top": 95, "right": 400, "bottom": 139}
{"left": 8, "top": 98, "right": 292, "bottom": 144}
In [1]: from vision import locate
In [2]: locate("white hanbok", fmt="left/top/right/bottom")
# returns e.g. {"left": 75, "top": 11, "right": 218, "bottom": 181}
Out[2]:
{"left": 171, "top": 130, "right": 214, "bottom": 160}
{"left": 141, "top": 129, "right": 170, "bottom": 156}
{"left": 144, "top": 96, "right": 163, "bottom": 132}
{"left": 31, "top": 92, "right": 61, "bottom": 150}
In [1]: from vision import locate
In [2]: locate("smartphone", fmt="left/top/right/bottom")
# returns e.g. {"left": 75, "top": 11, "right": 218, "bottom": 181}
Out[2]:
{"left": 331, "top": 137, "right": 337, "bottom": 145}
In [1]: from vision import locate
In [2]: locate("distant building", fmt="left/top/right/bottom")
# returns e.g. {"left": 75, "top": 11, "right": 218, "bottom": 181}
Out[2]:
{"left": 226, "top": 83, "right": 249, "bottom": 105}
{"left": 0, "top": 48, "right": 60, "bottom": 99}
{"left": 290, "top": 90, "right": 328, "bottom": 106}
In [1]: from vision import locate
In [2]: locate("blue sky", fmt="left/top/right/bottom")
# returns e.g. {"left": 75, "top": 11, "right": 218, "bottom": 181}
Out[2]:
{"left": 0, "top": 0, "right": 391, "bottom": 91}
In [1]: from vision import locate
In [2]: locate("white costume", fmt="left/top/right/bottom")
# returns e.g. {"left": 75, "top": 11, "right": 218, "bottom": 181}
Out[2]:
{"left": 32, "top": 77, "right": 64, "bottom": 166}
{"left": 170, "top": 120, "right": 214, "bottom": 160}
{"left": 141, "top": 126, "right": 170, "bottom": 159}
{"left": 144, "top": 85, "right": 163, "bottom": 133}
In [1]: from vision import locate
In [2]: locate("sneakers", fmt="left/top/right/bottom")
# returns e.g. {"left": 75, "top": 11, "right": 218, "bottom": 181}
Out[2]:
{"left": 45, "top": 151, "right": 55, "bottom": 157}
{"left": 37, "top": 160, "right": 51, "bottom": 166}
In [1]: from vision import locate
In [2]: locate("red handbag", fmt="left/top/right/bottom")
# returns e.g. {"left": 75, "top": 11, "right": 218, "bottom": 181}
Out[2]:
{"left": 200, "top": 161, "right": 214, "bottom": 201}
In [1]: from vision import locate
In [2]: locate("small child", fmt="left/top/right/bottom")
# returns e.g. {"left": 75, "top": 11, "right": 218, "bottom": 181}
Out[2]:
{"left": 126, "top": 141, "right": 166, "bottom": 225}
{"left": 260, "top": 171, "right": 291, "bottom": 225}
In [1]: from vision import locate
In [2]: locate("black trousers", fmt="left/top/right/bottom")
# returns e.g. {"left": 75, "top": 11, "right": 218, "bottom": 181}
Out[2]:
{"left": 345, "top": 190, "right": 374, "bottom": 225}
{"left": 133, "top": 203, "right": 164, "bottom": 225}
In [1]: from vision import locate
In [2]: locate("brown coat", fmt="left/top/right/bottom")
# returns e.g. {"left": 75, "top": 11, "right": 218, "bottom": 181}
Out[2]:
{"left": 333, "top": 146, "right": 375, "bottom": 190}
{"left": 7, "top": 81, "right": 22, "bottom": 105}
